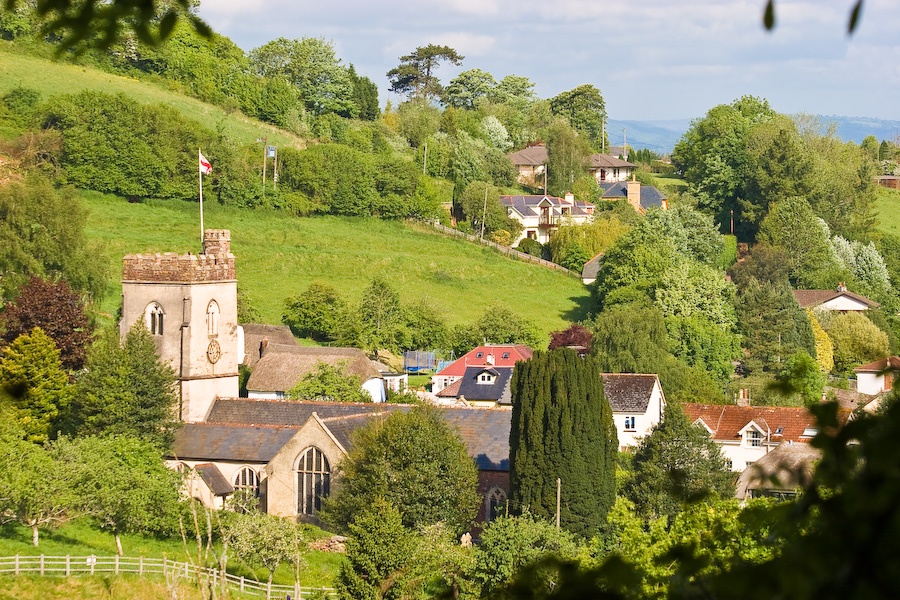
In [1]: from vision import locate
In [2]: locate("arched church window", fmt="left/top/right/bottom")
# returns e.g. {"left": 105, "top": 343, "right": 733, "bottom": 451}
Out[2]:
{"left": 145, "top": 303, "right": 165, "bottom": 336}
{"left": 207, "top": 300, "right": 219, "bottom": 336}
{"left": 296, "top": 447, "right": 330, "bottom": 516}
{"left": 233, "top": 466, "right": 259, "bottom": 497}
{"left": 485, "top": 487, "right": 507, "bottom": 522}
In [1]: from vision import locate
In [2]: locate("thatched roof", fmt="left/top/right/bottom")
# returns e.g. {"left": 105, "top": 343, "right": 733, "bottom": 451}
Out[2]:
{"left": 246, "top": 346, "right": 381, "bottom": 393}
{"left": 241, "top": 323, "right": 298, "bottom": 367}
{"left": 735, "top": 442, "right": 820, "bottom": 499}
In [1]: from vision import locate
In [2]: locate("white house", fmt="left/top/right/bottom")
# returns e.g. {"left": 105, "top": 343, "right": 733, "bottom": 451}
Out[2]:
{"left": 792, "top": 285, "right": 879, "bottom": 312}
{"left": 500, "top": 194, "right": 595, "bottom": 246}
{"left": 602, "top": 374, "right": 666, "bottom": 451}
{"left": 854, "top": 357, "right": 900, "bottom": 395}
{"left": 681, "top": 403, "right": 850, "bottom": 472}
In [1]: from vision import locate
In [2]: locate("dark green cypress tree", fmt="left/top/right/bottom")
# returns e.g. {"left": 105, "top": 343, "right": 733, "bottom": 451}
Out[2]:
{"left": 509, "top": 348, "right": 617, "bottom": 538}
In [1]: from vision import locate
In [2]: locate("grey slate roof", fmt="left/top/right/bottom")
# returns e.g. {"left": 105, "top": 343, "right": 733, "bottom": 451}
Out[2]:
{"left": 194, "top": 463, "right": 234, "bottom": 496}
{"left": 601, "top": 374, "right": 658, "bottom": 412}
{"left": 581, "top": 253, "right": 604, "bottom": 282}
{"left": 246, "top": 346, "right": 382, "bottom": 393}
{"left": 451, "top": 366, "right": 514, "bottom": 404}
{"left": 500, "top": 195, "right": 595, "bottom": 218}
{"left": 598, "top": 182, "right": 668, "bottom": 209}
{"left": 172, "top": 423, "right": 300, "bottom": 463}
{"left": 200, "top": 398, "right": 513, "bottom": 471}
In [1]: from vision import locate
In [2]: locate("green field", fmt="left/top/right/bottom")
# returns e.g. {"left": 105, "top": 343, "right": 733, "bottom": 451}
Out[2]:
{"left": 875, "top": 186, "right": 900, "bottom": 236}
{"left": 0, "top": 519, "right": 342, "bottom": 590}
{"left": 0, "top": 43, "right": 302, "bottom": 148}
{"left": 84, "top": 192, "right": 592, "bottom": 338}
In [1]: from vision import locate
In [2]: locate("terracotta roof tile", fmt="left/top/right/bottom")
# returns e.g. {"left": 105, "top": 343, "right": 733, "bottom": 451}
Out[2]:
{"left": 681, "top": 404, "right": 849, "bottom": 443}
{"left": 436, "top": 345, "right": 533, "bottom": 378}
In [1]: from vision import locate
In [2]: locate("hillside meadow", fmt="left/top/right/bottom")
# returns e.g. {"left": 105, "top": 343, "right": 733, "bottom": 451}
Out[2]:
{"left": 84, "top": 192, "right": 592, "bottom": 339}
{"left": 0, "top": 43, "right": 301, "bottom": 148}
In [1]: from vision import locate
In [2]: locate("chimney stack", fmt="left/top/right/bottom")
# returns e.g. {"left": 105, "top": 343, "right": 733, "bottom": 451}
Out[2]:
{"left": 259, "top": 336, "right": 269, "bottom": 359}
{"left": 626, "top": 178, "right": 641, "bottom": 213}
{"left": 564, "top": 192, "right": 574, "bottom": 205}
{"left": 736, "top": 388, "right": 751, "bottom": 407}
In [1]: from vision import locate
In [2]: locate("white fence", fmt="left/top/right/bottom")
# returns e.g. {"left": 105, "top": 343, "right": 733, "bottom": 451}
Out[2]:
{"left": 0, "top": 554, "right": 335, "bottom": 599}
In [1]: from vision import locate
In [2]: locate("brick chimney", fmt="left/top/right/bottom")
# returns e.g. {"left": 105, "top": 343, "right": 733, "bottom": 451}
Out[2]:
{"left": 564, "top": 192, "right": 574, "bottom": 205}
{"left": 626, "top": 177, "right": 641, "bottom": 213}
{"left": 736, "top": 388, "right": 751, "bottom": 407}
{"left": 259, "top": 336, "right": 269, "bottom": 359}
{"left": 202, "top": 229, "right": 231, "bottom": 256}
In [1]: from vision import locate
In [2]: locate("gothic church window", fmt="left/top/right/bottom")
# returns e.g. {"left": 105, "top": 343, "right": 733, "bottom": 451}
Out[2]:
{"left": 296, "top": 447, "right": 330, "bottom": 516}
{"left": 207, "top": 300, "right": 219, "bottom": 336}
{"left": 146, "top": 303, "right": 165, "bottom": 336}
{"left": 485, "top": 487, "right": 507, "bottom": 522}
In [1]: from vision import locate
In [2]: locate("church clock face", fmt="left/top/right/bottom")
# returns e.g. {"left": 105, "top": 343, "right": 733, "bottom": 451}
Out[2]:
{"left": 206, "top": 339, "right": 222, "bottom": 364}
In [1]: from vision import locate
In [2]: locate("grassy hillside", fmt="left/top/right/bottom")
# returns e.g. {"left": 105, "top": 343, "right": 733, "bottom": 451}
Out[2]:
{"left": 0, "top": 43, "right": 301, "bottom": 147}
{"left": 84, "top": 192, "right": 592, "bottom": 339}
{"left": 875, "top": 186, "right": 900, "bottom": 236}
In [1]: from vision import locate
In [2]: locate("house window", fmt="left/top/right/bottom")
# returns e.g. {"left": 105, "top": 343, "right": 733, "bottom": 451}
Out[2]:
{"left": 297, "top": 447, "right": 330, "bottom": 516}
{"left": 207, "top": 300, "right": 219, "bottom": 336}
{"left": 478, "top": 373, "right": 495, "bottom": 384}
{"left": 145, "top": 303, "right": 165, "bottom": 336}
{"left": 485, "top": 487, "right": 507, "bottom": 522}
{"left": 747, "top": 430, "right": 762, "bottom": 447}
{"left": 527, "top": 230, "right": 537, "bottom": 240}
{"left": 624, "top": 416, "right": 636, "bottom": 431}
{"left": 476, "top": 352, "right": 483, "bottom": 358}
{"left": 725, "top": 459, "right": 733, "bottom": 471}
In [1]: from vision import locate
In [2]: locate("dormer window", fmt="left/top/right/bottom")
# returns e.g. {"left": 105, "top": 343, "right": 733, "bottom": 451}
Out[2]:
{"left": 747, "top": 429, "right": 762, "bottom": 447}
{"left": 145, "top": 303, "right": 165, "bottom": 336}
{"left": 478, "top": 372, "right": 496, "bottom": 384}
{"left": 801, "top": 427, "right": 818, "bottom": 438}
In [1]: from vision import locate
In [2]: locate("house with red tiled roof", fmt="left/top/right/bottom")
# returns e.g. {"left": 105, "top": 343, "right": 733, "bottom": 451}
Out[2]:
{"left": 431, "top": 344, "right": 533, "bottom": 397}
{"left": 681, "top": 403, "right": 850, "bottom": 472}
{"left": 854, "top": 356, "right": 900, "bottom": 395}
{"left": 792, "top": 285, "right": 878, "bottom": 312}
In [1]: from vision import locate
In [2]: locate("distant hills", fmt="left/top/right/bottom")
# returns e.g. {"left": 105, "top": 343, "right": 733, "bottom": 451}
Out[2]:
{"left": 609, "top": 116, "right": 900, "bottom": 155}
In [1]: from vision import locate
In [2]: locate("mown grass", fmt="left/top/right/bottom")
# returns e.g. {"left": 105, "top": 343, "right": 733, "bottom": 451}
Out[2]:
{"left": 0, "top": 42, "right": 302, "bottom": 148}
{"left": 874, "top": 185, "right": 900, "bottom": 236}
{"left": 83, "top": 192, "right": 592, "bottom": 338}
{"left": 0, "top": 519, "right": 343, "bottom": 589}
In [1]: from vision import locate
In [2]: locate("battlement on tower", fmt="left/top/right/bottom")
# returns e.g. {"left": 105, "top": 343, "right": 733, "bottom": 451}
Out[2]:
{"left": 122, "top": 230, "right": 235, "bottom": 283}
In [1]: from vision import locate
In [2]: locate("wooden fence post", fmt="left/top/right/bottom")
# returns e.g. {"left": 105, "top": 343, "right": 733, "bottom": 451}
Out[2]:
{"left": 66, "top": 555, "right": 71, "bottom": 576}
{"left": 40, "top": 555, "right": 44, "bottom": 576}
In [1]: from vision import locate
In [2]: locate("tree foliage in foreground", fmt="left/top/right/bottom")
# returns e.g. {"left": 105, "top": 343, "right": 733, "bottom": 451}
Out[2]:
{"left": 509, "top": 349, "right": 617, "bottom": 538}
{"left": 325, "top": 404, "right": 479, "bottom": 536}
{"left": 286, "top": 361, "right": 370, "bottom": 403}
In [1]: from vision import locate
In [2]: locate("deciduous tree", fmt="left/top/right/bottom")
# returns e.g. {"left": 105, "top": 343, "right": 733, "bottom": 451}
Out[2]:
{"left": 443, "top": 68, "right": 496, "bottom": 109}
{"left": 225, "top": 511, "right": 304, "bottom": 586}
{"left": 549, "top": 84, "right": 607, "bottom": 150}
{"left": 624, "top": 404, "right": 733, "bottom": 521}
{"left": 1, "top": 276, "right": 92, "bottom": 371}
{"left": 287, "top": 361, "right": 370, "bottom": 403}
{"left": 509, "top": 349, "right": 617, "bottom": 538}
{"left": 282, "top": 282, "right": 348, "bottom": 342}
{"left": 325, "top": 405, "right": 479, "bottom": 535}
{"left": 449, "top": 305, "right": 541, "bottom": 355}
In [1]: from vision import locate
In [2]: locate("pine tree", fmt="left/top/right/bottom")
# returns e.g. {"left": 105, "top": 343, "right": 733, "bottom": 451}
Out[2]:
{"left": 0, "top": 327, "right": 71, "bottom": 443}
{"left": 509, "top": 348, "right": 617, "bottom": 538}
{"left": 67, "top": 324, "right": 178, "bottom": 449}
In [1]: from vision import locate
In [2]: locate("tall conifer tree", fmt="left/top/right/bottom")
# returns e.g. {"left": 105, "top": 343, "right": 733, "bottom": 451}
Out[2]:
{"left": 509, "top": 349, "right": 616, "bottom": 538}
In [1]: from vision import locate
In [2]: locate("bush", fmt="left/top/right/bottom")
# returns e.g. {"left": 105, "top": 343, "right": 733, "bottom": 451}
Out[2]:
{"left": 516, "top": 238, "right": 544, "bottom": 257}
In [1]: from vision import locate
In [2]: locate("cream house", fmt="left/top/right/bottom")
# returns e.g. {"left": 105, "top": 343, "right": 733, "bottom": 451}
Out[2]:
{"left": 681, "top": 403, "right": 850, "bottom": 472}
{"left": 501, "top": 193, "right": 595, "bottom": 245}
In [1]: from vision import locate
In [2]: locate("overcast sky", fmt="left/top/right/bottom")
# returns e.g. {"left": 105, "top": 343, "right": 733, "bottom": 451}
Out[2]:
{"left": 197, "top": 0, "right": 900, "bottom": 123}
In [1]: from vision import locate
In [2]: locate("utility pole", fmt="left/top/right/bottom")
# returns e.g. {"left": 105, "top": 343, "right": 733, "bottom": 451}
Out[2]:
{"left": 273, "top": 146, "right": 278, "bottom": 191}
{"left": 480, "top": 185, "right": 488, "bottom": 241}
{"left": 555, "top": 478, "right": 561, "bottom": 529}
{"left": 601, "top": 119, "right": 605, "bottom": 154}
{"left": 257, "top": 136, "right": 267, "bottom": 199}
{"left": 423, "top": 142, "right": 428, "bottom": 175}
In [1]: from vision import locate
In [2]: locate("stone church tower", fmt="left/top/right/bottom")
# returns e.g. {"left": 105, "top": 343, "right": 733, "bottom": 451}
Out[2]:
{"left": 120, "top": 230, "right": 239, "bottom": 422}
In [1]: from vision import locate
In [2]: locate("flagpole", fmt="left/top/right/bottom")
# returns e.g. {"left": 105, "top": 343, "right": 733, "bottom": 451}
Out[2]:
{"left": 198, "top": 148, "right": 204, "bottom": 248}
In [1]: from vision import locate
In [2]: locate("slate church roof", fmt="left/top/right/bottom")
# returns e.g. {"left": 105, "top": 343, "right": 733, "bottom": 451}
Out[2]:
{"left": 192, "top": 398, "right": 513, "bottom": 471}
